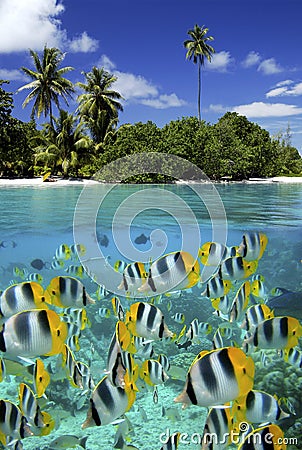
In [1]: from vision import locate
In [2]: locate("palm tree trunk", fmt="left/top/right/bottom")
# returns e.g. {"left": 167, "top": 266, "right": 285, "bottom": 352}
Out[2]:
{"left": 49, "top": 101, "right": 54, "bottom": 129}
{"left": 198, "top": 60, "right": 201, "bottom": 122}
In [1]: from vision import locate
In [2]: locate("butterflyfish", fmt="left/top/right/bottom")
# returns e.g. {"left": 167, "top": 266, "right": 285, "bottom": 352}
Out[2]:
{"left": 139, "top": 359, "right": 169, "bottom": 386}
{"left": 46, "top": 276, "right": 95, "bottom": 308}
{"left": 0, "top": 309, "right": 67, "bottom": 358}
{"left": 33, "top": 358, "right": 50, "bottom": 398}
{"left": 112, "top": 296, "right": 125, "bottom": 321}
{"left": 201, "top": 407, "right": 233, "bottom": 449}
{"left": 171, "top": 312, "right": 185, "bottom": 324}
{"left": 81, "top": 374, "right": 137, "bottom": 428}
{"left": 250, "top": 278, "right": 266, "bottom": 299}
{"left": 65, "top": 265, "right": 85, "bottom": 278}
{"left": 232, "top": 389, "right": 290, "bottom": 424}
{"left": 106, "top": 331, "right": 127, "bottom": 388}
{"left": 211, "top": 295, "right": 233, "bottom": 315}
{"left": 201, "top": 277, "right": 232, "bottom": 299}
{"left": 282, "top": 347, "right": 302, "bottom": 368}
{"left": 237, "top": 231, "right": 268, "bottom": 262}
{"left": 240, "top": 304, "right": 274, "bottom": 331}
{"left": 62, "top": 344, "right": 88, "bottom": 389}
{"left": 94, "top": 284, "right": 111, "bottom": 300}
{"left": 185, "top": 318, "right": 212, "bottom": 345}
{"left": 198, "top": 242, "right": 236, "bottom": 266}
{"left": 125, "top": 302, "right": 175, "bottom": 341}
{"left": 157, "top": 354, "right": 170, "bottom": 373}
{"left": 0, "top": 399, "right": 33, "bottom": 445}
{"left": 174, "top": 347, "right": 255, "bottom": 408}
{"left": 62, "top": 307, "right": 89, "bottom": 331}
{"left": 116, "top": 320, "right": 136, "bottom": 354}
{"left": 138, "top": 251, "right": 200, "bottom": 294}
{"left": 27, "top": 273, "right": 43, "bottom": 283}
{"left": 54, "top": 244, "right": 71, "bottom": 261}
{"left": 118, "top": 262, "right": 148, "bottom": 293}
{"left": 218, "top": 256, "right": 258, "bottom": 281}
{"left": 70, "top": 243, "right": 86, "bottom": 259}
{"left": 18, "top": 382, "right": 49, "bottom": 430}
{"left": 0, "top": 281, "right": 51, "bottom": 320}
{"left": 243, "top": 315, "right": 302, "bottom": 351}
{"left": 238, "top": 424, "right": 285, "bottom": 450}
{"left": 114, "top": 260, "right": 127, "bottom": 274}
{"left": 0, "top": 358, "right": 5, "bottom": 382}
{"left": 229, "top": 281, "right": 251, "bottom": 323}
{"left": 50, "top": 259, "right": 65, "bottom": 270}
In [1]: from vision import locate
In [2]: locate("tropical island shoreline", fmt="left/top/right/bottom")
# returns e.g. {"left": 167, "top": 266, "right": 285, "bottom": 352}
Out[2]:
{"left": 0, "top": 175, "right": 302, "bottom": 187}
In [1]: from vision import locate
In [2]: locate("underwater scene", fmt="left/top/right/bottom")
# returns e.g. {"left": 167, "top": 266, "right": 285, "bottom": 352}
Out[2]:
{"left": 0, "top": 182, "right": 302, "bottom": 449}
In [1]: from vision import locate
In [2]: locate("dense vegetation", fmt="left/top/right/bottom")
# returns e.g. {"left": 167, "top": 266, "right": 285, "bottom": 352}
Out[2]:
{"left": 0, "top": 46, "right": 301, "bottom": 182}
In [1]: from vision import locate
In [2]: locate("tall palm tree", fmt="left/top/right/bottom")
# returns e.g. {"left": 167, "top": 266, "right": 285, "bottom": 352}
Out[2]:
{"left": 76, "top": 67, "right": 123, "bottom": 146}
{"left": 184, "top": 24, "right": 215, "bottom": 121}
{"left": 18, "top": 46, "right": 75, "bottom": 127}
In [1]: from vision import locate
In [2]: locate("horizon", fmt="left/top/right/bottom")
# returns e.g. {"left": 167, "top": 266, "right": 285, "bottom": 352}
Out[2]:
{"left": 0, "top": 0, "right": 302, "bottom": 153}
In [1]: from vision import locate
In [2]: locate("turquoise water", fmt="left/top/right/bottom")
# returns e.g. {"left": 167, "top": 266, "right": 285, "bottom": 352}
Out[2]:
{"left": 1, "top": 183, "right": 301, "bottom": 291}
{"left": 0, "top": 182, "right": 302, "bottom": 449}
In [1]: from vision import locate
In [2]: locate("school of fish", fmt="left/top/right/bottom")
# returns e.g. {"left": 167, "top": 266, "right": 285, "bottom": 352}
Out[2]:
{"left": 0, "top": 232, "right": 300, "bottom": 449}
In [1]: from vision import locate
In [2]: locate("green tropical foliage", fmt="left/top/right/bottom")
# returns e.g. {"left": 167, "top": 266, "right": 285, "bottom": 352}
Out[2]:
{"left": 18, "top": 46, "right": 75, "bottom": 126}
{"left": 0, "top": 81, "right": 36, "bottom": 177}
{"left": 184, "top": 24, "right": 215, "bottom": 121}
{"left": 33, "top": 109, "right": 92, "bottom": 177}
{"left": 76, "top": 67, "right": 123, "bottom": 148}
{"left": 0, "top": 43, "right": 301, "bottom": 181}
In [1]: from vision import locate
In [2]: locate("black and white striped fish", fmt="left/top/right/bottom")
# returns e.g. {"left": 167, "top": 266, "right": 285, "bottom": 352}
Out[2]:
{"left": 174, "top": 347, "right": 255, "bottom": 408}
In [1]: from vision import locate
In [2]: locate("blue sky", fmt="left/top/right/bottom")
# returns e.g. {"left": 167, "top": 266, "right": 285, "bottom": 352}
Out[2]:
{"left": 1, "top": 0, "right": 302, "bottom": 152}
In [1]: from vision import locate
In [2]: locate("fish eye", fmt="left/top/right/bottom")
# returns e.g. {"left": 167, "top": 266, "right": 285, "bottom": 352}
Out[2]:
{"left": 293, "top": 331, "right": 296, "bottom": 335}
{"left": 57, "top": 330, "right": 60, "bottom": 336}
{"left": 52, "top": 290, "right": 56, "bottom": 295}
{"left": 41, "top": 296, "right": 45, "bottom": 302}
{"left": 39, "top": 376, "right": 42, "bottom": 382}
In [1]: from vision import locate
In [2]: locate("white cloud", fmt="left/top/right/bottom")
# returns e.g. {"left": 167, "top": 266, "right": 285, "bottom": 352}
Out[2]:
{"left": 275, "top": 79, "right": 293, "bottom": 87}
{"left": 0, "top": 0, "right": 65, "bottom": 52}
{"left": 266, "top": 87, "right": 289, "bottom": 98}
{"left": 232, "top": 101, "right": 302, "bottom": 118}
{"left": 0, "top": 68, "right": 26, "bottom": 81}
{"left": 257, "top": 58, "right": 283, "bottom": 75}
{"left": 287, "top": 82, "right": 302, "bottom": 96}
{"left": 68, "top": 32, "right": 98, "bottom": 53}
{"left": 100, "top": 55, "right": 116, "bottom": 71}
{"left": 0, "top": 0, "right": 98, "bottom": 53}
{"left": 100, "top": 55, "right": 158, "bottom": 99}
{"left": 98, "top": 55, "right": 187, "bottom": 109}
{"left": 266, "top": 81, "right": 302, "bottom": 98}
{"left": 141, "top": 93, "right": 187, "bottom": 109}
{"left": 208, "top": 104, "right": 228, "bottom": 114}
{"left": 113, "top": 71, "right": 159, "bottom": 99}
{"left": 242, "top": 51, "right": 261, "bottom": 68}
{"left": 206, "top": 51, "right": 233, "bottom": 72}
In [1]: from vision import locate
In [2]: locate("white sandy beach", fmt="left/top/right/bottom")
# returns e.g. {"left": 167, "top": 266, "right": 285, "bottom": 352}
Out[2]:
{"left": 0, "top": 176, "right": 302, "bottom": 186}
{"left": 0, "top": 177, "right": 100, "bottom": 186}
